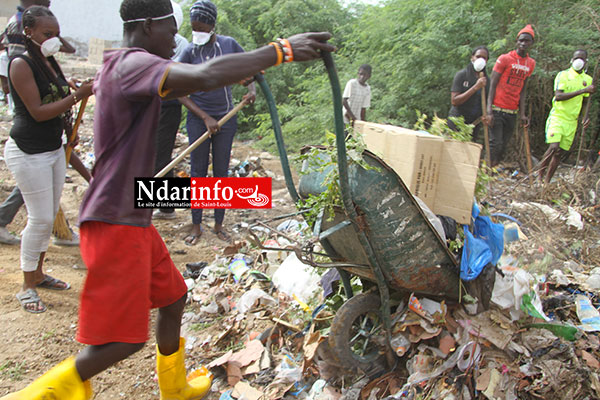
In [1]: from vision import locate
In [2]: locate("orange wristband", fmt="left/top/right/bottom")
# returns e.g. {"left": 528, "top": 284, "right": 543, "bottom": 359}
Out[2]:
{"left": 269, "top": 42, "right": 283, "bottom": 66}
{"left": 277, "top": 38, "right": 294, "bottom": 63}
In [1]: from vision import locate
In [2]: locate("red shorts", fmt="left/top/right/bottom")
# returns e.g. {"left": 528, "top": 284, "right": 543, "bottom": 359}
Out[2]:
{"left": 77, "top": 221, "right": 187, "bottom": 345}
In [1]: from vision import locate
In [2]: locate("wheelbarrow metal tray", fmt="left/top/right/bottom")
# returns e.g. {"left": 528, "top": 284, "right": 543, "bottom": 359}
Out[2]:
{"left": 299, "top": 149, "right": 460, "bottom": 300}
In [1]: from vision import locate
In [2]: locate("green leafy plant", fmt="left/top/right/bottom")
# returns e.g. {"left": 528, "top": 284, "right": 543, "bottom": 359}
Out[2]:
{"left": 475, "top": 161, "right": 495, "bottom": 200}
{"left": 296, "top": 131, "right": 379, "bottom": 225}
{"left": 414, "top": 111, "right": 474, "bottom": 142}
{"left": 448, "top": 226, "right": 465, "bottom": 254}
{"left": 325, "top": 276, "right": 363, "bottom": 314}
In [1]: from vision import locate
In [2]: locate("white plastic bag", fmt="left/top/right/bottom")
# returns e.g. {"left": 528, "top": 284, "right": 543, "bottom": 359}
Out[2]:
{"left": 272, "top": 253, "right": 321, "bottom": 303}
{"left": 237, "top": 288, "right": 277, "bottom": 314}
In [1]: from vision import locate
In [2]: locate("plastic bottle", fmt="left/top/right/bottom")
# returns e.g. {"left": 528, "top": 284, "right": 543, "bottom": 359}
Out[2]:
{"left": 390, "top": 333, "right": 410, "bottom": 356}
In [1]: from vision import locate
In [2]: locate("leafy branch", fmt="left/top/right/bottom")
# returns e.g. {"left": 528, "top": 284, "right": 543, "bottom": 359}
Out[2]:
{"left": 297, "top": 132, "right": 379, "bottom": 225}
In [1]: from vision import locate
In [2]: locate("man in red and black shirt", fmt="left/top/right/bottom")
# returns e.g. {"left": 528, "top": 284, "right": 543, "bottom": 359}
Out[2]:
{"left": 486, "top": 24, "right": 536, "bottom": 167}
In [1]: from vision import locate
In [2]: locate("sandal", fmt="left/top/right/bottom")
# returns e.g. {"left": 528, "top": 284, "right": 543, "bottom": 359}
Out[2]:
{"left": 16, "top": 288, "right": 47, "bottom": 314}
{"left": 213, "top": 229, "right": 231, "bottom": 243}
{"left": 36, "top": 274, "right": 71, "bottom": 290}
{"left": 184, "top": 225, "right": 204, "bottom": 246}
{"left": 184, "top": 234, "right": 201, "bottom": 246}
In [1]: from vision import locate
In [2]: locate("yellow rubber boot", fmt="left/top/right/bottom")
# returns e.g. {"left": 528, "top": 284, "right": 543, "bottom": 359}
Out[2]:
{"left": 0, "top": 357, "right": 92, "bottom": 400}
{"left": 157, "top": 338, "right": 212, "bottom": 400}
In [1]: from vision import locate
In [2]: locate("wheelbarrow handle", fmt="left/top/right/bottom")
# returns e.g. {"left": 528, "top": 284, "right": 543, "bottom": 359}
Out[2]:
{"left": 154, "top": 99, "right": 247, "bottom": 178}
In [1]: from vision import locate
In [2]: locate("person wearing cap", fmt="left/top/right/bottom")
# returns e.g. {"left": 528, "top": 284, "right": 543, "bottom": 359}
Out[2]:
{"left": 448, "top": 45, "right": 489, "bottom": 143}
{"left": 0, "top": 0, "right": 333, "bottom": 398}
{"left": 152, "top": 0, "right": 189, "bottom": 220}
{"left": 486, "top": 24, "right": 536, "bottom": 167}
{"left": 537, "top": 50, "right": 595, "bottom": 185}
{"left": 178, "top": 0, "right": 256, "bottom": 245}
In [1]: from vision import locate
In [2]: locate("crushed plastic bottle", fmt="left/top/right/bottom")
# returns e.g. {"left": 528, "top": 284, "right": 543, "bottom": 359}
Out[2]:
{"left": 390, "top": 333, "right": 410, "bottom": 356}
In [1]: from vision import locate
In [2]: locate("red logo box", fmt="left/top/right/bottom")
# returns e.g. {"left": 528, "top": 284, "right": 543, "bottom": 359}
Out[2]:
{"left": 190, "top": 177, "right": 272, "bottom": 209}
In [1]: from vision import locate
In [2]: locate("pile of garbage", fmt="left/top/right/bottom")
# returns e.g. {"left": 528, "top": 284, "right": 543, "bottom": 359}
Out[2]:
{"left": 170, "top": 193, "right": 600, "bottom": 400}
{"left": 66, "top": 119, "right": 600, "bottom": 399}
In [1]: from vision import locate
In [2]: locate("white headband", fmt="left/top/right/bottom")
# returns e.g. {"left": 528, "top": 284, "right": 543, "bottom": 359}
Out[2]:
{"left": 123, "top": 12, "right": 174, "bottom": 24}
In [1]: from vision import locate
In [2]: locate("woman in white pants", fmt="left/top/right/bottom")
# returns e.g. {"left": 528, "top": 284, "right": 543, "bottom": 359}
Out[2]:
{"left": 4, "top": 5, "right": 92, "bottom": 313}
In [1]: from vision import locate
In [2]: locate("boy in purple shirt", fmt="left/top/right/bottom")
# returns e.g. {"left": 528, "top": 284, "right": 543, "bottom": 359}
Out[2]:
{"left": 0, "top": 0, "right": 334, "bottom": 398}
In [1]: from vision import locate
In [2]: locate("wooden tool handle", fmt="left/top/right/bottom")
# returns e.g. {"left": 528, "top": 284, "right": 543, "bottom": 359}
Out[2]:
{"left": 523, "top": 105, "right": 534, "bottom": 184}
{"left": 155, "top": 99, "right": 248, "bottom": 178}
{"left": 479, "top": 72, "right": 491, "bottom": 166}
{"left": 575, "top": 56, "right": 599, "bottom": 167}
{"left": 65, "top": 96, "right": 89, "bottom": 164}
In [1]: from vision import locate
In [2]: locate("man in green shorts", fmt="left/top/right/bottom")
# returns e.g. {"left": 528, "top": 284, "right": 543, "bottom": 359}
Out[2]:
{"left": 538, "top": 49, "right": 595, "bottom": 185}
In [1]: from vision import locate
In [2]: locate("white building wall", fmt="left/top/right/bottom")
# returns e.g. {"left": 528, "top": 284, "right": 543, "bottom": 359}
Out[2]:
{"left": 49, "top": 0, "right": 124, "bottom": 54}
{"left": 1, "top": 1, "right": 19, "bottom": 20}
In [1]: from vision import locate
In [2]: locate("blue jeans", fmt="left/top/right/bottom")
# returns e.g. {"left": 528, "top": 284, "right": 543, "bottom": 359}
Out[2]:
{"left": 187, "top": 114, "right": 237, "bottom": 225}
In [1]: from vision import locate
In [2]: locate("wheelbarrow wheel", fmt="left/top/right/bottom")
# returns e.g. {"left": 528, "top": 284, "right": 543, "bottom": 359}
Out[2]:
{"left": 328, "top": 292, "right": 387, "bottom": 375}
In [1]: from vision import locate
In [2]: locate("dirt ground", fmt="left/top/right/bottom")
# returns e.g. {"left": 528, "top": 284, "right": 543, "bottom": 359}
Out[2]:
{"left": 0, "top": 99, "right": 297, "bottom": 398}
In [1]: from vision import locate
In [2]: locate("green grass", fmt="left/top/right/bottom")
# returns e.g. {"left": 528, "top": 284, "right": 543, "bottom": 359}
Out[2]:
{"left": 0, "top": 361, "right": 26, "bottom": 381}
{"left": 189, "top": 321, "right": 213, "bottom": 331}
{"left": 41, "top": 330, "right": 55, "bottom": 340}
{"left": 223, "top": 340, "right": 245, "bottom": 353}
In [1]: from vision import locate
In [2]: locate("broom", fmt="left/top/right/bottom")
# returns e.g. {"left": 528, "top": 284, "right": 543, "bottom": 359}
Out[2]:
{"left": 52, "top": 96, "right": 90, "bottom": 240}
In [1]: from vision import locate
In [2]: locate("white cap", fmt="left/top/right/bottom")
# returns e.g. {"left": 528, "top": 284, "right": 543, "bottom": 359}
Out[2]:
{"left": 171, "top": 1, "right": 184, "bottom": 31}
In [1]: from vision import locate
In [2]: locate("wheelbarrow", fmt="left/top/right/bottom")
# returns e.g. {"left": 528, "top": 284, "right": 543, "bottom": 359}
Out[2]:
{"left": 254, "top": 52, "right": 461, "bottom": 374}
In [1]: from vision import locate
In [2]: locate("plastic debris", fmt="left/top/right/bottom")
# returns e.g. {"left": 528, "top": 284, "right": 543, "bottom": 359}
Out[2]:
{"left": 237, "top": 288, "right": 278, "bottom": 314}
{"left": 390, "top": 333, "right": 410, "bottom": 356}
{"left": 576, "top": 294, "right": 600, "bottom": 332}
{"left": 526, "top": 323, "right": 579, "bottom": 341}
{"left": 272, "top": 253, "right": 321, "bottom": 303}
{"left": 566, "top": 206, "right": 584, "bottom": 230}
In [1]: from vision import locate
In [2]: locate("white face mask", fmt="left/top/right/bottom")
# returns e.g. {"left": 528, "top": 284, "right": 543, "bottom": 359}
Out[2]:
{"left": 192, "top": 30, "right": 213, "bottom": 46}
{"left": 572, "top": 58, "right": 585, "bottom": 71}
{"left": 472, "top": 58, "right": 486, "bottom": 72}
{"left": 32, "top": 36, "right": 61, "bottom": 58}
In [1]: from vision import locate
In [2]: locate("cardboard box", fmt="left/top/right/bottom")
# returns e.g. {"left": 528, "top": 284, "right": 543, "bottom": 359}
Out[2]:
{"left": 354, "top": 121, "right": 481, "bottom": 224}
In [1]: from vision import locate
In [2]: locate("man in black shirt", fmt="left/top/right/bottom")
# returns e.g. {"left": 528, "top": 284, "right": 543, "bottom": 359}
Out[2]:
{"left": 447, "top": 46, "right": 489, "bottom": 143}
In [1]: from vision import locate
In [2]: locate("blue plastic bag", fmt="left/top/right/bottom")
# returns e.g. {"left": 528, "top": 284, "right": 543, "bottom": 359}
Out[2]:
{"left": 473, "top": 215, "right": 504, "bottom": 265}
{"left": 460, "top": 225, "right": 492, "bottom": 281}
